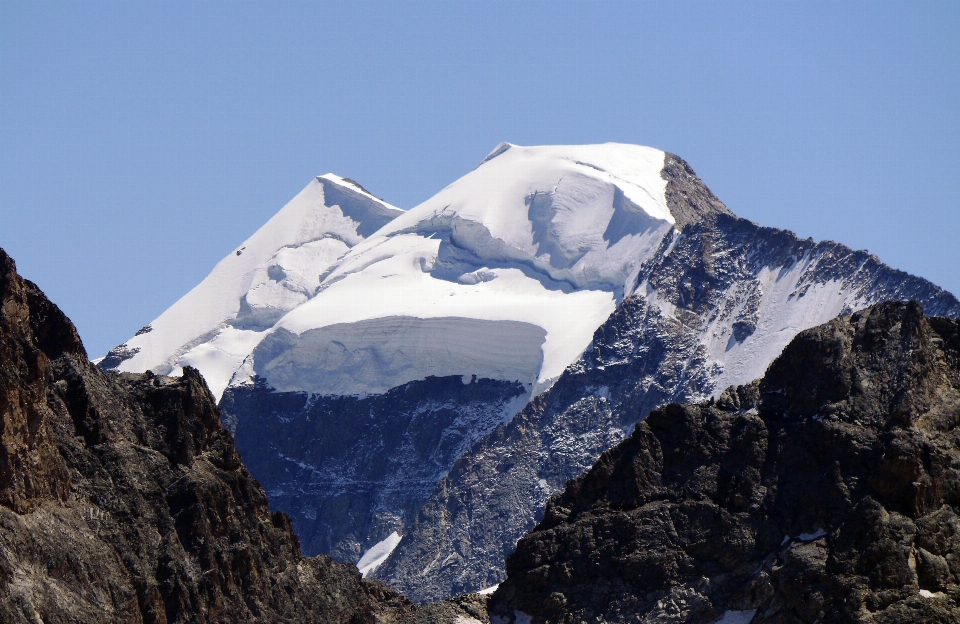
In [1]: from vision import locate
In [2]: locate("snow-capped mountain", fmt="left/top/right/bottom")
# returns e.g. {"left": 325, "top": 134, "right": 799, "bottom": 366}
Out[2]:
{"left": 106, "top": 143, "right": 689, "bottom": 403}
{"left": 101, "top": 174, "right": 404, "bottom": 400}
{"left": 106, "top": 142, "right": 705, "bottom": 563}
{"left": 245, "top": 143, "right": 678, "bottom": 400}
{"left": 102, "top": 143, "right": 960, "bottom": 602}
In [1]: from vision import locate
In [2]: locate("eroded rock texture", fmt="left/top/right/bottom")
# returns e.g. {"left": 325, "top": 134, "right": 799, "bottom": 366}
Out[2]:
{"left": 491, "top": 301, "right": 960, "bottom": 623}
{"left": 0, "top": 247, "right": 415, "bottom": 623}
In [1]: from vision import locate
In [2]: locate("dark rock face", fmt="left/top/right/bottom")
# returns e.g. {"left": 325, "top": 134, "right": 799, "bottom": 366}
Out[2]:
{"left": 660, "top": 152, "right": 734, "bottom": 231}
{"left": 0, "top": 248, "right": 414, "bottom": 623}
{"left": 490, "top": 301, "right": 960, "bottom": 623}
{"left": 220, "top": 376, "right": 526, "bottom": 561}
{"left": 375, "top": 160, "right": 960, "bottom": 602}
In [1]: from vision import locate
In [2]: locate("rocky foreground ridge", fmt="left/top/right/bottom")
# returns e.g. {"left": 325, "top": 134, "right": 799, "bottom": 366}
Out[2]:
{"left": 490, "top": 301, "right": 960, "bottom": 623}
{"left": 5, "top": 250, "right": 960, "bottom": 624}
{"left": 0, "top": 247, "right": 487, "bottom": 623}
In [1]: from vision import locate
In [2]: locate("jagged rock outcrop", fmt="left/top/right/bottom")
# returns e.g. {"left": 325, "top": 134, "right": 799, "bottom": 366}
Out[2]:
{"left": 374, "top": 160, "right": 960, "bottom": 602}
{"left": 0, "top": 247, "right": 416, "bottom": 623}
{"left": 490, "top": 301, "right": 960, "bottom": 623}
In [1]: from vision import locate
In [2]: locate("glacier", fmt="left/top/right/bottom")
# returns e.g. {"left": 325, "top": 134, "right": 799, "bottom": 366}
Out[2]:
{"left": 104, "top": 143, "right": 680, "bottom": 405}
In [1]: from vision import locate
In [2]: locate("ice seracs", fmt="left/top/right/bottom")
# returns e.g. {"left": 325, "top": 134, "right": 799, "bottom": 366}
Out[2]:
{"left": 104, "top": 143, "right": 678, "bottom": 406}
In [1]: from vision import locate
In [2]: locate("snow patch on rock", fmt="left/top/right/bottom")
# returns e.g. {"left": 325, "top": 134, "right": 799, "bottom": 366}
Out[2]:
{"left": 711, "top": 610, "right": 757, "bottom": 624}
{"left": 357, "top": 531, "right": 402, "bottom": 577}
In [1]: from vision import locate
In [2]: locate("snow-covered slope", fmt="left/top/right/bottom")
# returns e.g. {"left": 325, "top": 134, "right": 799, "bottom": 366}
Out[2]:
{"left": 101, "top": 174, "right": 403, "bottom": 399}
{"left": 104, "top": 143, "right": 678, "bottom": 404}
{"left": 240, "top": 143, "right": 676, "bottom": 399}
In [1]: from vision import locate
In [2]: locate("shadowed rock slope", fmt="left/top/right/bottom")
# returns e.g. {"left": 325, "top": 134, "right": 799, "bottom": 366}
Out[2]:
{"left": 222, "top": 375, "right": 527, "bottom": 563}
{"left": 0, "top": 247, "right": 422, "bottom": 622}
{"left": 490, "top": 301, "right": 960, "bottom": 623}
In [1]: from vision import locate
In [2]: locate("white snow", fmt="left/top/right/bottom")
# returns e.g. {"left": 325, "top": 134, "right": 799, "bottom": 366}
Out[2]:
{"left": 270, "top": 257, "right": 617, "bottom": 392}
{"left": 504, "top": 613, "right": 532, "bottom": 624}
{"left": 711, "top": 610, "right": 757, "bottom": 624}
{"left": 108, "top": 174, "right": 402, "bottom": 400}
{"left": 104, "top": 141, "right": 905, "bottom": 424}
{"left": 364, "top": 143, "right": 672, "bottom": 295}
{"left": 249, "top": 144, "right": 672, "bottom": 397}
{"left": 357, "top": 531, "right": 402, "bottom": 577}
{"left": 107, "top": 143, "right": 675, "bottom": 407}
{"left": 797, "top": 528, "right": 826, "bottom": 541}
{"left": 779, "top": 528, "right": 827, "bottom": 547}
{"left": 695, "top": 254, "right": 871, "bottom": 399}
{"left": 175, "top": 327, "right": 268, "bottom": 401}
{"left": 476, "top": 584, "right": 499, "bottom": 595}
{"left": 919, "top": 589, "right": 944, "bottom": 599}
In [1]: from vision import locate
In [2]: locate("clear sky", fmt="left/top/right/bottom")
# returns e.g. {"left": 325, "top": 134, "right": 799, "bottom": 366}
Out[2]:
{"left": 2, "top": 1, "right": 958, "bottom": 358}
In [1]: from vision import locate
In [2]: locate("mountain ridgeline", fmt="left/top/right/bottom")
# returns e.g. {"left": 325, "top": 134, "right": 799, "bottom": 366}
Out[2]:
{"left": 98, "top": 144, "right": 960, "bottom": 603}
{"left": 490, "top": 301, "right": 960, "bottom": 623}
{"left": 0, "top": 248, "right": 494, "bottom": 624}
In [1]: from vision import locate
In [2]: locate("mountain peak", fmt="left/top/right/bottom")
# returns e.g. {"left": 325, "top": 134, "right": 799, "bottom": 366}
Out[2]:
{"left": 103, "top": 143, "right": 692, "bottom": 402}
{"left": 478, "top": 141, "right": 514, "bottom": 166}
{"left": 99, "top": 173, "right": 403, "bottom": 399}
{"left": 94, "top": 144, "right": 960, "bottom": 604}
{"left": 318, "top": 173, "right": 392, "bottom": 207}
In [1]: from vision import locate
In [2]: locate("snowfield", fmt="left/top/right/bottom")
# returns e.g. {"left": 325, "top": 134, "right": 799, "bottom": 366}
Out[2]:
{"left": 357, "top": 531, "right": 402, "bottom": 578}
{"left": 106, "top": 143, "right": 676, "bottom": 405}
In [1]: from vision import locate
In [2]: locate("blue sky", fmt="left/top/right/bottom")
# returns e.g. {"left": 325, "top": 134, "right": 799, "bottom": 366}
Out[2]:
{"left": 2, "top": 1, "right": 958, "bottom": 358}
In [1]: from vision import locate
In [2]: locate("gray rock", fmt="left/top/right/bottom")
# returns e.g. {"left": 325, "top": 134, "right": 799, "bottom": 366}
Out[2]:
{"left": 490, "top": 301, "right": 960, "bottom": 623}
{"left": 220, "top": 375, "right": 527, "bottom": 560}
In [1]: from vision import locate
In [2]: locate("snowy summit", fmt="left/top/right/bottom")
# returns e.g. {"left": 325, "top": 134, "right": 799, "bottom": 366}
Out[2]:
{"left": 103, "top": 143, "right": 678, "bottom": 407}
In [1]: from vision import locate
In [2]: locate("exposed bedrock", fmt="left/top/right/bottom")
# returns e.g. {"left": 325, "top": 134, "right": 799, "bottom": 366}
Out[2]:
{"left": 490, "top": 301, "right": 960, "bottom": 623}
{"left": 0, "top": 248, "right": 418, "bottom": 623}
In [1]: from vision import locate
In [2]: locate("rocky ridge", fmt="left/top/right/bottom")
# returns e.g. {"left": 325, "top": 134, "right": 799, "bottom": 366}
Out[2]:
{"left": 489, "top": 301, "right": 960, "bottom": 623}
{"left": 373, "top": 156, "right": 960, "bottom": 602}
{"left": 0, "top": 247, "right": 487, "bottom": 623}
